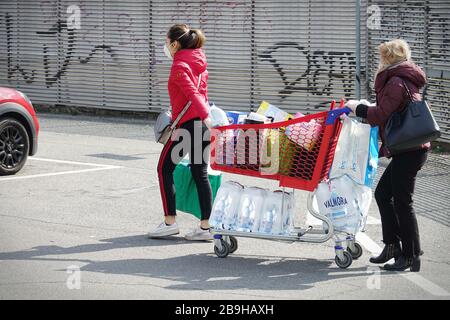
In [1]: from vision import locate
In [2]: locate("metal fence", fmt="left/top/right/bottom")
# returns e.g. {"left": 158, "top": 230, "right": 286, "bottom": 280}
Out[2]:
{"left": 0, "top": 0, "right": 448, "bottom": 141}
{"left": 366, "top": 0, "right": 449, "bottom": 141}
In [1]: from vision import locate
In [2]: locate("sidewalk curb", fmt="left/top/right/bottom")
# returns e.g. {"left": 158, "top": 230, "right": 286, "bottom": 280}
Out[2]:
{"left": 34, "top": 103, "right": 159, "bottom": 121}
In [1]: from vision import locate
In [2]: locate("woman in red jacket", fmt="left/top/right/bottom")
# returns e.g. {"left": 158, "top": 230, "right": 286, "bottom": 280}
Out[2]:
{"left": 346, "top": 39, "right": 429, "bottom": 272}
{"left": 149, "top": 24, "right": 213, "bottom": 241}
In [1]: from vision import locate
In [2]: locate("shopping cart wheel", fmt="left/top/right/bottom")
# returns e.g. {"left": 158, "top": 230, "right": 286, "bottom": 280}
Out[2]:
{"left": 214, "top": 239, "right": 230, "bottom": 258}
{"left": 335, "top": 251, "right": 353, "bottom": 269}
{"left": 347, "top": 242, "right": 363, "bottom": 260}
{"left": 229, "top": 236, "right": 238, "bottom": 254}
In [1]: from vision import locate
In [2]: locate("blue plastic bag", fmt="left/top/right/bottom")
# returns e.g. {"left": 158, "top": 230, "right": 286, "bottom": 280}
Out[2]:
{"left": 364, "top": 126, "right": 379, "bottom": 188}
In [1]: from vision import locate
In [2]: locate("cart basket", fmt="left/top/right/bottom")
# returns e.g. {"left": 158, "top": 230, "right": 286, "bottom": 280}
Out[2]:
{"left": 210, "top": 100, "right": 351, "bottom": 191}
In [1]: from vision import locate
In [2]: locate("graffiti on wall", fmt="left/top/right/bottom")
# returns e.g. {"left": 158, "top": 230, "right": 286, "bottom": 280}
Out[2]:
{"left": 2, "top": 1, "right": 151, "bottom": 88}
{"left": 171, "top": 1, "right": 252, "bottom": 34}
{"left": 259, "top": 42, "right": 356, "bottom": 106}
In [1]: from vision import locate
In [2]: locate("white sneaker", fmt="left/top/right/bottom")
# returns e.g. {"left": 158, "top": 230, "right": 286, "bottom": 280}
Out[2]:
{"left": 185, "top": 227, "right": 214, "bottom": 241}
{"left": 148, "top": 222, "right": 180, "bottom": 238}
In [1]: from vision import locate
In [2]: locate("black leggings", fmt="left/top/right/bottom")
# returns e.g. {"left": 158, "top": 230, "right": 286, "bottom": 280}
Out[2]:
{"left": 374, "top": 148, "right": 428, "bottom": 258}
{"left": 157, "top": 118, "right": 212, "bottom": 220}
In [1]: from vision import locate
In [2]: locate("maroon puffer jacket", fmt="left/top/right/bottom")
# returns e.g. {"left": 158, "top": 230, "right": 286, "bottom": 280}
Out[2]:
{"left": 359, "top": 60, "right": 430, "bottom": 157}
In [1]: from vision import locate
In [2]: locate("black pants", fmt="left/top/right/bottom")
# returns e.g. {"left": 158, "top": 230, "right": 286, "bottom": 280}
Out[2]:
{"left": 374, "top": 148, "right": 428, "bottom": 258}
{"left": 157, "top": 118, "right": 212, "bottom": 220}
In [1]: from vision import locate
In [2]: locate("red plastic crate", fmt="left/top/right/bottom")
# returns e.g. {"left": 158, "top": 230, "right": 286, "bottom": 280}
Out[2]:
{"left": 210, "top": 100, "right": 349, "bottom": 191}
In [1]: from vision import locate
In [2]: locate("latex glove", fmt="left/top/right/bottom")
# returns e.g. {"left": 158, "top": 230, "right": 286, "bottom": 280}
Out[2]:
{"left": 345, "top": 99, "right": 360, "bottom": 113}
{"left": 359, "top": 99, "right": 376, "bottom": 107}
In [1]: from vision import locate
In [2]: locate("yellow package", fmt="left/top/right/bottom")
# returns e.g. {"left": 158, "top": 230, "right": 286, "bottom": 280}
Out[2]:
{"left": 256, "top": 101, "right": 292, "bottom": 123}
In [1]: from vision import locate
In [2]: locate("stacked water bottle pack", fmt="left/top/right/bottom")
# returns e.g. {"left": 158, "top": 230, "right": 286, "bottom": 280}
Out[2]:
{"left": 209, "top": 181, "right": 295, "bottom": 235}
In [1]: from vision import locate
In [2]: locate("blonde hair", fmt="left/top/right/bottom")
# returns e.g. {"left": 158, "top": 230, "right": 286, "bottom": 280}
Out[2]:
{"left": 377, "top": 39, "right": 411, "bottom": 74}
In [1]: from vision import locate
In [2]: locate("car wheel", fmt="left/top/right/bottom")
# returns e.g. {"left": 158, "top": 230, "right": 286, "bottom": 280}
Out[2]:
{"left": 0, "top": 118, "right": 30, "bottom": 176}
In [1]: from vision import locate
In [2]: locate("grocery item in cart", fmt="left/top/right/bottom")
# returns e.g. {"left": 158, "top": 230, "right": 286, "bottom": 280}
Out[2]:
{"left": 213, "top": 111, "right": 247, "bottom": 166}
{"left": 226, "top": 111, "right": 247, "bottom": 125}
{"left": 213, "top": 128, "right": 235, "bottom": 165}
{"left": 256, "top": 101, "right": 292, "bottom": 123}
{"left": 260, "top": 127, "right": 303, "bottom": 176}
{"left": 208, "top": 103, "right": 230, "bottom": 127}
{"left": 235, "top": 113, "right": 269, "bottom": 169}
{"left": 280, "top": 190, "right": 295, "bottom": 235}
{"left": 278, "top": 130, "right": 302, "bottom": 176}
{"left": 236, "top": 186, "right": 267, "bottom": 232}
{"left": 246, "top": 112, "right": 268, "bottom": 124}
{"left": 260, "top": 129, "right": 281, "bottom": 175}
{"left": 256, "top": 101, "right": 293, "bottom": 173}
{"left": 209, "top": 181, "right": 244, "bottom": 230}
{"left": 315, "top": 175, "right": 370, "bottom": 235}
{"left": 210, "top": 101, "right": 349, "bottom": 192}
{"left": 285, "top": 113, "right": 322, "bottom": 152}
{"left": 259, "top": 190, "right": 282, "bottom": 234}
{"left": 259, "top": 190, "right": 295, "bottom": 235}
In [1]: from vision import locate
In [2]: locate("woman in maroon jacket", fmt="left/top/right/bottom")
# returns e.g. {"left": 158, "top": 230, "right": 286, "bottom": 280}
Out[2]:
{"left": 346, "top": 39, "right": 429, "bottom": 272}
{"left": 148, "top": 24, "right": 213, "bottom": 241}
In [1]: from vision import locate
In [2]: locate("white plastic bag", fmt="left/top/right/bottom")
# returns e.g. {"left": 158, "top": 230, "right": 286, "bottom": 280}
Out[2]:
{"left": 209, "top": 103, "right": 230, "bottom": 127}
{"left": 330, "top": 116, "right": 371, "bottom": 185}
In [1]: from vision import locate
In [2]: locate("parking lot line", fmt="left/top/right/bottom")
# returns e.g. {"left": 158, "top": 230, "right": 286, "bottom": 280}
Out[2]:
{"left": 30, "top": 157, "right": 120, "bottom": 168}
{"left": 0, "top": 157, "right": 122, "bottom": 182}
{"left": 356, "top": 232, "right": 450, "bottom": 297}
{"left": 0, "top": 166, "right": 121, "bottom": 181}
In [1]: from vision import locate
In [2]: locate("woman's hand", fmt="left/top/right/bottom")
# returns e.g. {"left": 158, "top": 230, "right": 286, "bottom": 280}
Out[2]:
{"left": 345, "top": 100, "right": 360, "bottom": 113}
{"left": 203, "top": 117, "right": 213, "bottom": 130}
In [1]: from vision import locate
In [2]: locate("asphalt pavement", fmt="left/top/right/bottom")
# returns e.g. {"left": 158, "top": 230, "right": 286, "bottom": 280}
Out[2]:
{"left": 0, "top": 113, "right": 449, "bottom": 300}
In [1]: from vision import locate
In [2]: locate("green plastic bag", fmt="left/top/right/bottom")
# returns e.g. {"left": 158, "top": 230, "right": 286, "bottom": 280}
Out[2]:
{"left": 174, "top": 158, "right": 222, "bottom": 219}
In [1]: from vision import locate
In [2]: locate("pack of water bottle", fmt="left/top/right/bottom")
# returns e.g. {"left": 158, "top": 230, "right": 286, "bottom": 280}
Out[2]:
{"left": 315, "top": 174, "right": 372, "bottom": 235}
{"left": 209, "top": 181, "right": 295, "bottom": 235}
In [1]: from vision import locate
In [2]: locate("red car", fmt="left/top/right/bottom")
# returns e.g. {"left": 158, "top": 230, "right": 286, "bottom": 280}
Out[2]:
{"left": 0, "top": 87, "right": 39, "bottom": 175}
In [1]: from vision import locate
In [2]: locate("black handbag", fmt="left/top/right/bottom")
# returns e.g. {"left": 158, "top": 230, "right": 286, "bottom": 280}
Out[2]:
{"left": 384, "top": 80, "right": 440, "bottom": 155}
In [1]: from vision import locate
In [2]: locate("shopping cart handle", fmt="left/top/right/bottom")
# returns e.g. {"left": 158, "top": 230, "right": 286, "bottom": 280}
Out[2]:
{"left": 325, "top": 107, "right": 352, "bottom": 125}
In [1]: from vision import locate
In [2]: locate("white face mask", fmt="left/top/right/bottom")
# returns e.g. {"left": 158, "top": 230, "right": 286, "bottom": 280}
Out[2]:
{"left": 163, "top": 43, "right": 173, "bottom": 60}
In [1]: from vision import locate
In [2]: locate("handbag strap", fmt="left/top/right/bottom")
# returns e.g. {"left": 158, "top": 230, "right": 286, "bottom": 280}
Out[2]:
{"left": 401, "top": 79, "right": 414, "bottom": 102}
{"left": 170, "top": 73, "right": 203, "bottom": 129}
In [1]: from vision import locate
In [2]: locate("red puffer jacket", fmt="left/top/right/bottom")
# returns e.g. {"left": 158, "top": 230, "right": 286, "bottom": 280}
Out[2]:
{"left": 168, "top": 48, "right": 209, "bottom": 126}
{"left": 361, "top": 60, "right": 430, "bottom": 157}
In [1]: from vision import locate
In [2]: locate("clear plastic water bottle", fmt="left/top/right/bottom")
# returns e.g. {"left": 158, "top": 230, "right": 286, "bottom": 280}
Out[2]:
{"left": 260, "top": 191, "right": 283, "bottom": 234}
{"left": 259, "top": 206, "right": 275, "bottom": 234}
{"left": 209, "top": 195, "right": 227, "bottom": 229}
{"left": 236, "top": 187, "right": 266, "bottom": 232}
{"left": 210, "top": 181, "right": 243, "bottom": 230}
{"left": 281, "top": 191, "right": 295, "bottom": 235}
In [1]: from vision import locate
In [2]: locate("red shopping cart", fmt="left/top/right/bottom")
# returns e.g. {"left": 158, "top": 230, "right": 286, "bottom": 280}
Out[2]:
{"left": 209, "top": 100, "right": 361, "bottom": 269}
{"left": 210, "top": 100, "right": 349, "bottom": 191}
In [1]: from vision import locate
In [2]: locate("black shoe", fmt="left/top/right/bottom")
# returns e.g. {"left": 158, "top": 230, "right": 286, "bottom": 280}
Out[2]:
{"left": 383, "top": 255, "right": 421, "bottom": 272}
{"left": 369, "top": 242, "right": 401, "bottom": 264}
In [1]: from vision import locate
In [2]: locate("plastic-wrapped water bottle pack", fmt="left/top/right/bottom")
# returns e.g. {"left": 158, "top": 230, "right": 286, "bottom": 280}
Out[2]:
{"left": 209, "top": 181, "right": 295, "bottom": 235}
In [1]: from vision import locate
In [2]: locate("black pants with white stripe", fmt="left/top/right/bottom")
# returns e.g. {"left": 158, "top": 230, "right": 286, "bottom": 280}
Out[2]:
{"left": 157, "top": 118, "right": 212, "bottom": 220}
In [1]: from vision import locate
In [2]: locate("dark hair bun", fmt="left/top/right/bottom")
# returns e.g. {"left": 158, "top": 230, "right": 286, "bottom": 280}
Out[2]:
{"left": 167, "top": 24, "right": 205, "bottom": 49}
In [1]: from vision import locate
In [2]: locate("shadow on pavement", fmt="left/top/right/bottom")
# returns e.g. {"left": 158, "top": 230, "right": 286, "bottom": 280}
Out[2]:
{"left": 80, "top": 253, "right": 375, "bottom": 291}
{"left": 0, "top": 234, "right": 382, "bottom": 292}
{"left": 0, "top": 235, "right": 192, "bottom": 261}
